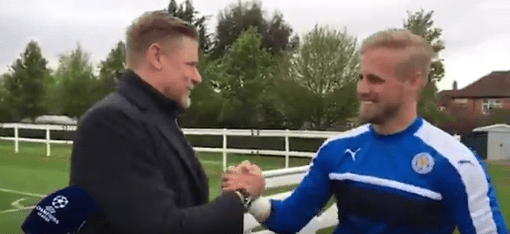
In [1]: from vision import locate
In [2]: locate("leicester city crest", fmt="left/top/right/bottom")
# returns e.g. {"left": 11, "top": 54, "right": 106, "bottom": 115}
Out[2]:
{"left": 412, "top": 152, "right": 434, "bottom": 174}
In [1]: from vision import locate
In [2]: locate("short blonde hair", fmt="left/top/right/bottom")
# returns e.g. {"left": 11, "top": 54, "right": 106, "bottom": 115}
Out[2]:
{"left": 125, "top": 10, "right": 198, "bottom": 69}
{"left": 361, "top": 29, "right": 435, "bottom": 86}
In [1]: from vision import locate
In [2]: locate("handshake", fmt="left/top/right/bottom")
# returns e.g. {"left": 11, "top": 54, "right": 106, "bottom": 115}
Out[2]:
{"left": 221, "top": 160, "right": 266, "bottom": 200}
{"left": 221, "top": 160, "right": 272, "bottom": 222}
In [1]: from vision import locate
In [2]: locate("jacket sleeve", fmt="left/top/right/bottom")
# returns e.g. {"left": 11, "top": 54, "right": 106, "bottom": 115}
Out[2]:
{"left": 439, "top": 154, "right": 508, "bottom": 234}
{"left": 69, "top": 107, "right": 244, "bottom": 234}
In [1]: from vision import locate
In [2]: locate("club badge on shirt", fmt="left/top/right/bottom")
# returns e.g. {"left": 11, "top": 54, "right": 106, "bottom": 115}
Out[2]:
{"left": 412, "top": 152, "right": 434, "bottom": 174}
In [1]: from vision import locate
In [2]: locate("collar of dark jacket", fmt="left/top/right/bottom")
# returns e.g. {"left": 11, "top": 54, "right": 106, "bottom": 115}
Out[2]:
{"left": 117, "top": 69, "right": 181, "bottom": 118}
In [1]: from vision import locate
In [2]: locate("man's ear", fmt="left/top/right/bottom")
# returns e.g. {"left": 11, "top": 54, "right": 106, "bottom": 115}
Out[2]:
{"left": 409, "top": 71, "right": 425, "bottom": 89}
{"left": 146, "top": 43, "right": 163, "bottom": 70}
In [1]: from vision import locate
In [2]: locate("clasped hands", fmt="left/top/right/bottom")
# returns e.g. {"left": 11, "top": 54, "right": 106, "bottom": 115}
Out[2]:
{"left": 221, "top": 160, "right": 266, "bottom": 200}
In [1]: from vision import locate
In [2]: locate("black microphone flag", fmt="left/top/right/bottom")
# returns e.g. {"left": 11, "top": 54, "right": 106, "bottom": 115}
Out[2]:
{"left": 21, "top": 186, "right": 101, "bottom": 234}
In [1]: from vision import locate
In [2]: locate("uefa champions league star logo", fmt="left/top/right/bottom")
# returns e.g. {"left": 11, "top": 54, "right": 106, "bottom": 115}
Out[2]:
{"left": 52, "top": 195, "right": 69, "bottom": 209}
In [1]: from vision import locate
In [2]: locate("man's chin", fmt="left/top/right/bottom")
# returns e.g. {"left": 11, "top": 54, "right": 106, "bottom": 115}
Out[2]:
{"left": 179, "top": 98, "right": 191, "bottom": 109}
{"left": 360, "top": 112, "right": 384, "bottom": 125}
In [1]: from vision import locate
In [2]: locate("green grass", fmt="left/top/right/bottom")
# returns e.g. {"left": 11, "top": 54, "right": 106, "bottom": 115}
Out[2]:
{"left": 0, "top": 140, "right": 312, "bottom": 233}
{"left": 0, "top": 140, "right": 509, "bottom": 234}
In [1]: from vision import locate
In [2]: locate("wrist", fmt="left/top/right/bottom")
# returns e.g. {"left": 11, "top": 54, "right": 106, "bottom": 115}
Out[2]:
{"left": 248, "top": 196, "right": 271, "bottom": 223}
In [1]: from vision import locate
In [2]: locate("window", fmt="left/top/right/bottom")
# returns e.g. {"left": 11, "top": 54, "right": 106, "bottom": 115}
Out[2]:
{"left": 454, "top": 98, "right": 468, "bottom": 104}
{"left": 482, "top": 99, "right": 501, "bottom": 114}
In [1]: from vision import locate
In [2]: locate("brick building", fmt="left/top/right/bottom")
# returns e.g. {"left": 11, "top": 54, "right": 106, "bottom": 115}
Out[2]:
{"left": 438, "top": 71, "right": 510, "bottom": 116}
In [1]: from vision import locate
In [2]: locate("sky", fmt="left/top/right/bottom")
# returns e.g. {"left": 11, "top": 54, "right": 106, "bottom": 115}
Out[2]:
{"left": 1, "top": 0, "right": 509, "bottom": 91}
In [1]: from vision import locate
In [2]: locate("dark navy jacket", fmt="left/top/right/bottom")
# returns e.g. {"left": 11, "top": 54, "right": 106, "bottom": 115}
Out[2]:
{"left": 69, "top": 70, "right": 244, "bottom": 234}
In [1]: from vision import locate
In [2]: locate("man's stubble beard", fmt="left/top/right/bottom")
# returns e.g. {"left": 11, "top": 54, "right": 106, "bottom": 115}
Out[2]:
{"left": 359, "top": 97, "right": 403, "bottom": 125}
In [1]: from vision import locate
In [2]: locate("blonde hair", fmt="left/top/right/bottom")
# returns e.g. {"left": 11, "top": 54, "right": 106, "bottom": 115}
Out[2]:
{"left": 361, "top": 29, "right": 435, "bottom": 87}
{"left": 125, "top": 10, "right": 198, "bottom": 69}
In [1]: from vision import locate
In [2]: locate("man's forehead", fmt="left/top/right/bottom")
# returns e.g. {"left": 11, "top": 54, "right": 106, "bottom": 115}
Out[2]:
{"left": 166, "top": 37, "right": 199, "bottom": 59}
{"left": 360, "top": 48, "right": 402, "bottom": 74}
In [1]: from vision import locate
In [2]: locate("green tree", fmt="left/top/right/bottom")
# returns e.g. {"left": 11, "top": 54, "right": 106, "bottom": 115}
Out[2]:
{"left": 403, "top": 9, "right": 450, "bottom": 125}
{"left": 97, "top": 41, "right": 126, "bottom": 100}
{"left": 54, "top": 43, "right": 97, "bottom": 118}
{"left": 0, "top": 76, "right": 11, "bottom": 121}
{"left": 41, "top": 73, "right": 61, "bottom": 115}
{"left": 485, "top": 109, "right": 510, "bottom": 125}
{"left": 274, "top": 25, "right": 360, "bottom": 130}
{"left": 3, "top": 41, "right": 50, "bottom": 121}
{"left": 213, "top": 27, "right": 276, "bottom": 128}
{"left": 167, "top": 0, "right": 213, "bottom": 53}
{"left": 212, "top": 0, "right": 295, "bottom": 58}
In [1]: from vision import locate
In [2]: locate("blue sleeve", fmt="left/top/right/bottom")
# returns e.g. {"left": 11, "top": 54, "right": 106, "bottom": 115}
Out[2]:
{"left": 440, "top": 152, "right": 508, "bottom": 234}
{"left": 262, "top": 144, "right": 334, "bottom": 234}
{"left": 475, "top": 155, "right": 509, "bottom": 234}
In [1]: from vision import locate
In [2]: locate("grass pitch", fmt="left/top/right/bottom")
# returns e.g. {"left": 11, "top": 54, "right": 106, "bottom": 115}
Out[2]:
{"left": 0, "top": 140, "right": 508, "bottom": 234}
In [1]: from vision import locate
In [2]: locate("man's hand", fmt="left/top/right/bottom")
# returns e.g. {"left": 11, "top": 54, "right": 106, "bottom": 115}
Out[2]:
{"left": 221, "top": 161, "right": 265, "bottom": 199}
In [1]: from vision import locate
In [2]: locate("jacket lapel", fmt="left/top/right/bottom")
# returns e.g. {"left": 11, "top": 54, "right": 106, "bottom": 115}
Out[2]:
{"left": 150, "top": 114, "right": 208, "bottom": 204}
{"left": 116, "top": 71, "right": 208, "bottom": 203}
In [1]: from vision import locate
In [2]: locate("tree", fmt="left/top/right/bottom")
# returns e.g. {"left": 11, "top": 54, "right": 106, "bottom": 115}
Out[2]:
{"left": 438, "top": 106, "right": 487, "bottom": 135}
{"left": 485, "top": 109, "right": 510, "bottom": 126}
{"left": 54, "top": 43, "right": 97, "bottom": 118}
{"left": 213, "top": 27, "right": 276, "bottom": 128}
{"left": 97, "top": 41, "right": 126, "bottom": 100}
{"left": 3, "top": 40, "right": 50, "bottom": 121}
{"left": 41, "top": 73, "right": 61, "bottom": 115}
{"left": 0, "top": 76, "right": 11, "bottom": 121}
{"left": 274, "top": 25, "right": 360, "bottom": 130}
{"left": 212, "top": 0, "right": 295, "bottom": 58}
{"left": 167, "top": 0, "right": 213, "bottom": 53}
{"left": 403, "top": 9, "right": 450, "bottom": 126}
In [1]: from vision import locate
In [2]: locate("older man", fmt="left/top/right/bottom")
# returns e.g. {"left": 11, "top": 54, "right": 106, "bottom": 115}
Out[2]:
{"left": 69, "top": 10, "right": 265, "bottom": 234}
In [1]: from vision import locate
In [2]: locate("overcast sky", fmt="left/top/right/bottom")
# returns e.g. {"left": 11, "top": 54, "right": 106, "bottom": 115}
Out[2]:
{"left": 1, "top": 0, "right": 509, "bottom": 91}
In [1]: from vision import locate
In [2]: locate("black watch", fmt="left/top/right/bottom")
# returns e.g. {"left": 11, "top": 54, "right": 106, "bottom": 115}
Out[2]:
{"left": 236, "top": 191, "right": 253, "bottom": 210}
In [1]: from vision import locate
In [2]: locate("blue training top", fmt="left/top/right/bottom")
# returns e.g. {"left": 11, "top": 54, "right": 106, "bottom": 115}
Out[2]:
{"left": 263, "top": 117, "right": 509, "bottom": 234}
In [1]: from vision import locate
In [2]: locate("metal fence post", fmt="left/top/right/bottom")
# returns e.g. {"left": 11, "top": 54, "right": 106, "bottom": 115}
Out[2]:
{"left": 285, "top": 129, "right": 290, "bottom": 168}
{"left": 223, "top": 128, "right": 227, "bottom": 172}
{"left": 14, "top": 125, "right": 19, "bottom": 154}
{"left": 46, "top": 127, "right": 51, "bottom": 157}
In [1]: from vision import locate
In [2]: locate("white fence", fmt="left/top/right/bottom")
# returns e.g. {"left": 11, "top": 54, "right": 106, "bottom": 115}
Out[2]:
{"left": 244, "top": 165, "right": 339, "bottom": 234}
{"left": 0, "top": 123, "right": 342, "bottom": 171}
{"left": 0, "top": 123, "right": 340, "bottom": 233}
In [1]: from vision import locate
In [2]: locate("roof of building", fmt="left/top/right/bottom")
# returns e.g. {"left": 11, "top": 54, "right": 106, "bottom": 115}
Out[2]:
{"left": 439, "top": 71, "right": 510, "bottom": 99}
{"left": 473, "top": 124, "right": 510, "bottom": 133}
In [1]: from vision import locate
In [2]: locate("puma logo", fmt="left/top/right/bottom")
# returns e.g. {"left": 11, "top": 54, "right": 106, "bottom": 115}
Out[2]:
{"left": 345, "top": 148, "right": 361, "bottom": 160}
{"left": 458, "top": 160, "right": 473, "bottom": 166}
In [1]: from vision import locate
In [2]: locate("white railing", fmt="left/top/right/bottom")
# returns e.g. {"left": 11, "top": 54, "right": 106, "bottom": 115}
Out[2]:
{"left": 0, "top": 123, "right": 342, "bottom": 171}
{"left": 0, "top": 123, "right": 339, "bottom": 233}
{"left": 244, "top": 166, "right": 338, "bottom": 234}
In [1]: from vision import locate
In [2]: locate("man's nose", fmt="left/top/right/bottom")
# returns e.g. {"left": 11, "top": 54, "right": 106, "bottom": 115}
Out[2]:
{"left": 193, "top": 72, "right": 202, "bottom": 85}
{"left": 357, "top": 78, "right": 369, "bottom": 96}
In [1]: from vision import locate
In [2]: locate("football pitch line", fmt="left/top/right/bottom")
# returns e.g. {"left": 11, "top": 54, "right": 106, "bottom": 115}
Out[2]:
{"left": 0, "top": 188, "right": 44, "bottom": 214}
{"left": 0, "top": 161, "right": 221, "bottom": 215}
{"left": 0, "top": 161, "right": 220, "bottom": 199}
{"left": 12, "top": 198, "right": 26, "bottom": 209}
{"left": 0, "top": 206, "right": 35, "bottom": 214}
{"left": 0, "top": 188, "right": 46, "bottom": 198}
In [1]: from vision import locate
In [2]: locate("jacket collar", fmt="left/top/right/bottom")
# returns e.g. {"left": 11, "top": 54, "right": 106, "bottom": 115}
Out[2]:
{"left": 117, "top": 69, "right": 181, "bottom": 118}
